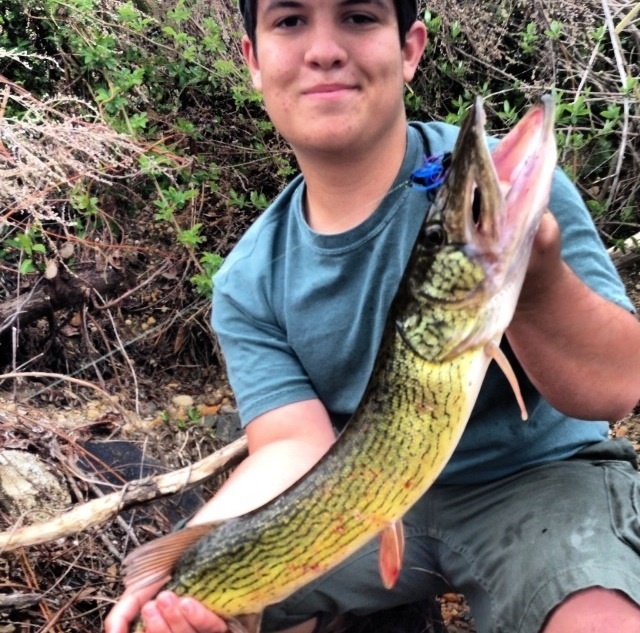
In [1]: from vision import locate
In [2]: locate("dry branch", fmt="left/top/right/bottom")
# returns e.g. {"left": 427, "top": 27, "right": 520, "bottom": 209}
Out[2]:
{"left": 0, "top": 592, "right": 43, "bottom": 609}
{"left": 0, "top": 435, "right": 248, "bottom": 552}
{"left": 0, "top": 79, "right": 152, "bottom": 217}
{"left": 0, "top": 264, "right": 126, "bottom": 332}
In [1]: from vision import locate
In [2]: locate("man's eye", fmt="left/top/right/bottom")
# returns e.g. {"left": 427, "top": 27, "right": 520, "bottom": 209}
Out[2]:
{"left": 345, "top": 13, "right": 376, "bottom": 25}
{"left": 275, "top": 15, "right": 303, "bottom": 28}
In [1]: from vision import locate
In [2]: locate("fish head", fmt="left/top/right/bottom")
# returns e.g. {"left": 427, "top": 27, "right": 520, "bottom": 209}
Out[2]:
{"left": 400, "top": 95, "right": 557, "bottom": 361}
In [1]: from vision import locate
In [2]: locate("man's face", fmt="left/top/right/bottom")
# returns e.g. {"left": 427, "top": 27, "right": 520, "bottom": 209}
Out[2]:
{"left": 242, "top": 0, "right": 426, "bottom": 158}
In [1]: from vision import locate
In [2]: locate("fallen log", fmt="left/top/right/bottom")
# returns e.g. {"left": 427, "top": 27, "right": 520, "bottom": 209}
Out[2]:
{"left": 0, "top": 435, "right": 248, "bottom": 552}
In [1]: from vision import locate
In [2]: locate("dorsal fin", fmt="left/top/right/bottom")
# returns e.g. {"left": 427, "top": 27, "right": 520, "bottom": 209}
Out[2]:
{"left": 485, "top": 340, "right": 528, "bottom": 421}
{"left": 123, "top": 523, "right": 217, "bottom": 593}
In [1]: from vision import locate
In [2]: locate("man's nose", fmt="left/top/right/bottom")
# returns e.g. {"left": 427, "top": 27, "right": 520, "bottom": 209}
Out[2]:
{"left": 303, "top": 23, "right": 348, "bottom": 69}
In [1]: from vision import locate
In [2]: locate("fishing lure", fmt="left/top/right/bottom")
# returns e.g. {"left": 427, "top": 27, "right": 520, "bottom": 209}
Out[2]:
{"left": 409, "top": 152, "right": 452, "bottom": 192}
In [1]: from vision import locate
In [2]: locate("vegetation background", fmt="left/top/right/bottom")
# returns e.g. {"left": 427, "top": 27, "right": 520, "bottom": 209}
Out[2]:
{"left": 0, "top": 0, "right": 639, "bottom": 631}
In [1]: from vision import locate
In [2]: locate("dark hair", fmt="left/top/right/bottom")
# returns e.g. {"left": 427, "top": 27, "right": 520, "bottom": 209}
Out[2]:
{"left": 239, "top": 0, "right": 419, "bottom": 47}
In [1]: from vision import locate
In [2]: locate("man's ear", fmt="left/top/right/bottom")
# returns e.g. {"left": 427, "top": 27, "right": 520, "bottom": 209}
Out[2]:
{"left": 242, "top": 34, "right": 262, "bottom": 92}
{"left": 402, "top": 21, "right": 427, "bottom": 83}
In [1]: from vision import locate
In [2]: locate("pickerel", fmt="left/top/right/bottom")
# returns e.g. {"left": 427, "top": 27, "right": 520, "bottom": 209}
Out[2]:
{"left": 124, "top": 96, "right": 558, "bottom": 633}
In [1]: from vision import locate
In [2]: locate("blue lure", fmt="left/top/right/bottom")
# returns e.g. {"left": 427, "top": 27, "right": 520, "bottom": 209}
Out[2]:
{"left": 409, "top": 153, "right": 451, "bottom": 192}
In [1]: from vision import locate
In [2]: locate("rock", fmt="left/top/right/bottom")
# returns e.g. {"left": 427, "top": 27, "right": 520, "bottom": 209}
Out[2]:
{"left": 78, "top": 441, "right": 205, "bottom": 528}
{"left": 204, "top": 410, "right": 243, "bottom": 444}
{"left": 172, "top": 394, "right": 194, "bottom": 409}
{"left": 0, "top": 450, "right": 71, "bottom": 523}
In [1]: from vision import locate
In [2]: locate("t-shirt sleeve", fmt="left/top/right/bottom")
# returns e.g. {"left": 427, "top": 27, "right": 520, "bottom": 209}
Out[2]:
{"left": 212, "top": 267, "right": 318, "bottom": 427}
{"left": 549, "top": 166, "right": 635, "bottom": 314}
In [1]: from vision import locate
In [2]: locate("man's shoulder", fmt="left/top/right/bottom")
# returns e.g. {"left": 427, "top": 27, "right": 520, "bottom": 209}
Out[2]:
{"left": 238, "top": 172, "right": 304, "bottom": 247}
{"left": 409, "top": 120, "right": 461, "bottom": 154}
{"left": 215, "top": 174, "right": 305, "bottom": 287}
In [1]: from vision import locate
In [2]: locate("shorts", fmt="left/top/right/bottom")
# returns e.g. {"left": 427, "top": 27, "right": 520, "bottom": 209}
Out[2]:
{"left": 261, "top": 439, "right": 640, "bottom": 633}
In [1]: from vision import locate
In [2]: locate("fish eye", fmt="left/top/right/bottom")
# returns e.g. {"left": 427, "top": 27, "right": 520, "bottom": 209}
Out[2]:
{"left": 423, "top": 222, "right": 446, "bottom": 250}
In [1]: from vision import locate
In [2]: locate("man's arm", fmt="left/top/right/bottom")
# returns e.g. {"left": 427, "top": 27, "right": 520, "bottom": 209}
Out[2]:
{"left": 190, "top": 399, "right": 336, "bottom": 524}
{"left": 507, "top": 213, "right": 640, "bottom": 422}
{"left": 104, "top": 399, "right": 336, "bottom": 633}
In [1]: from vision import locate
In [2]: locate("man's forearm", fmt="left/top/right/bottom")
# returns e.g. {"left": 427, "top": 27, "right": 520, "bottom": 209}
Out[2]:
{"left": 507, "top": 261, "right": 640, "bottom": 421}
{"left": 189, "top": 400, "right": 336, "bottom": 526}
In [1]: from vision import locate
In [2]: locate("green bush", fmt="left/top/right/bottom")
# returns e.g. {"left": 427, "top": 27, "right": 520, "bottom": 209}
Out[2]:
{"left": 0, "top": 0, "right": 637, "bottom": 380}
{"left": 0, "top": 0, "right": 294, "bottom": 376}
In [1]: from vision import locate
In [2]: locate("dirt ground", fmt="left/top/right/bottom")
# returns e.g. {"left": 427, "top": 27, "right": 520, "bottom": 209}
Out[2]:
{"left": 0, "top": 262, "right": 638, "bottom": 633}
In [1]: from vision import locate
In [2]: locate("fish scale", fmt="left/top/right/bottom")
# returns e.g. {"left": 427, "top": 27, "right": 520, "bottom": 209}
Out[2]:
{"left": 126, "top": 95, "right": 557, "bottom": 633}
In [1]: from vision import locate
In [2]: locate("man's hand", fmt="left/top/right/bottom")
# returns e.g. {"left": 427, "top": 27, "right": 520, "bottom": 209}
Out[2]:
{"left": 517, "top": 210, "right": 563, "bottom": 313}
{"left": 105, "top": 584, "right": 227, "bottom": 633}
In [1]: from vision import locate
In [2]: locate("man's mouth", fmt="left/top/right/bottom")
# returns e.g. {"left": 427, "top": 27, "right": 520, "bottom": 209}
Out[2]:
{"left": 303, "top": 83, "right": 356, "bottom": 98}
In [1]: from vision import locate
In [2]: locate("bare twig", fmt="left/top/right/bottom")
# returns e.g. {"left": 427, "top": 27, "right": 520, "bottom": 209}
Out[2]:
{"left": 601, "top": 0, "right": 632, "bottom": 211}
{"left": 615, "top": 2, "right": 640, "bottom": 34}
{"left": 0, "top": 592, "right": 42, "bottom": 609}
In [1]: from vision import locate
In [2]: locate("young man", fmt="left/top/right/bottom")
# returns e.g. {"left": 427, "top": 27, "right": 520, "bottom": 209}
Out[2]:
{"left": 105, "top": 1, "right": 640, "bottom": 632}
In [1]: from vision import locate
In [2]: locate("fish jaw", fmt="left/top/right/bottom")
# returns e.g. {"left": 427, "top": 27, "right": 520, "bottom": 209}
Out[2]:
{"left": 490, "top": 94, "right": 558, "bottom": 278}
{"left": 399, "top": 96, "right": 557, "bottom": 362}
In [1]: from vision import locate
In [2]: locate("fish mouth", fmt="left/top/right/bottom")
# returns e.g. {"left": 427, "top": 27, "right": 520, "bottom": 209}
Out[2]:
{"left": 442, "top": 95, "right": 557, "bottom": 278}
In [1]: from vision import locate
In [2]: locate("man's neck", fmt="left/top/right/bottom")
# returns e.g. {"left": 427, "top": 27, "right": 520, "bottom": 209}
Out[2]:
{"left": 295, "top": 124, "right": 408, "bottom": 235}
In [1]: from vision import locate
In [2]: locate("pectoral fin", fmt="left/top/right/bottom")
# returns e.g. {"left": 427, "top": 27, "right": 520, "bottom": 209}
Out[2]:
{"left": 123, "top": 523, "right": 218, "bottom": 592}
{"left": 230, "top": 613, "right": 262, "bottom": 633}
{"left": 485, "top": 340, "right": 528, "bottom": 421}
{"left": 378, "top": 520, "right": 405, "bottom": 589}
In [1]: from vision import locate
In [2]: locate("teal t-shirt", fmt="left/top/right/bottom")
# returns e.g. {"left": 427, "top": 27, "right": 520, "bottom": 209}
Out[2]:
{"left": 212, "top": 122, "right": 634, "bottom": 485}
